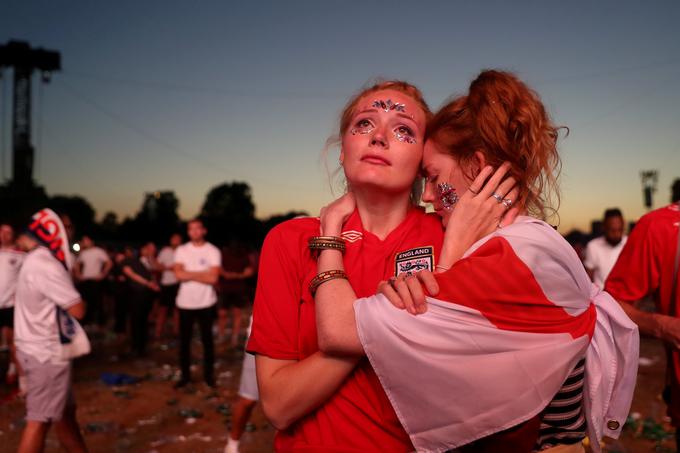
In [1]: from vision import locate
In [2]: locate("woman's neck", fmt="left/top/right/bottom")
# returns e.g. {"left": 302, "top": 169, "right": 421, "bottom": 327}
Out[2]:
{"left": 353, "top": 189, "right": 412, "bottom": 241}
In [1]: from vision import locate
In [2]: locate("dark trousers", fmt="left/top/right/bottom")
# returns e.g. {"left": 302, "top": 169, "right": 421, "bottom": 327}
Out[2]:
{"left": 130, "top": 290, "right": 152, "bottom": 355}
{"left": 179, "top": 306, "right": 215, "bottom": 382}
{"left": 80, "top": 280, "right": 105, "bottom": 326}
{"left": 113, "top": 284, "right": 129, "bottom": 334}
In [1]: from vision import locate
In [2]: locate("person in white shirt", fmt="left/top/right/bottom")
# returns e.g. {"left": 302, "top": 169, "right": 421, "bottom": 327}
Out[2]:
{"left": 0, "top": 223, "right": 25, "bottom": 387}
{"left": 173, "top": 219, "right": 221, "bottom": 388}
{"left": 155, "top": 233, "right": 182, "bottom": 339}
{"left": 584, "top": 208, "right": 628, "bottom": 288}
{"left": 74, "top": 236, "right": 112, "bottom": 327}
{"left": 15, "top": 218, "right": 87, "bottom": 453}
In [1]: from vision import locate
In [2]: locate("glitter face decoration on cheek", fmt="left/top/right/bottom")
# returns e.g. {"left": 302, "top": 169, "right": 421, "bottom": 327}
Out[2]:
{"left": 437, "top": 183, "right": 459, "bottom": 210}
{"left": 394, "top": 128, "right": 417, "bottom": 144}
{"left": 350, "top": 119, "right": 375, "bottom": 136}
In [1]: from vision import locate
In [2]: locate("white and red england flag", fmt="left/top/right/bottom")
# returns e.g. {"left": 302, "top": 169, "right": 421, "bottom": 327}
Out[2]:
{"left": 354, "top": 216, "right": 638, "bottom": 453}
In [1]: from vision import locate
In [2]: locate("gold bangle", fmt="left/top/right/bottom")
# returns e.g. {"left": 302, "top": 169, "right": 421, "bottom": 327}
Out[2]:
{"left": 308, "top": 236, "right": 346, "bottom": 255}
{"left": 309, "top": 270, "right": 348, "bottom": 296}
{"left": 435, "top": 264, "right": 450, "bottom": 271}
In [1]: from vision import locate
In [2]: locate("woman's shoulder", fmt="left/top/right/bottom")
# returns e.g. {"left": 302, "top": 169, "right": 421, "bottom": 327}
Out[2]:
{"left": 264, "top": 216, "right": 320, "bottom": 246}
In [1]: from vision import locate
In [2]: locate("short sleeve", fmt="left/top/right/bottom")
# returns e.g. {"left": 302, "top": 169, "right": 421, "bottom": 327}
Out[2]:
{"left": 605, "top": 215, "right": 658, "bottom": 303}
{"left": 583, "top": 240, "right": 596, "bottom": 270}
{"left": 37, "top": 260, "right": 81, "bottom": 309}
{"left": 209, "top": 246, "right": 221, "bottom": 267}
{"left": 247, "top": 225, "right": 302, "bottom": 360}
{"left": 174, "top": 246, "right": 186, "bottom": 265}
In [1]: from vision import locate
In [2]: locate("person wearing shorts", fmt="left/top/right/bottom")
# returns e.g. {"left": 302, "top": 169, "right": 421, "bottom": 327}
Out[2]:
{"left": 224, "top": 315, "right": 259, "bottom": 453}
{"left": 14, "top": 217, "right": 87, "bottom": 453}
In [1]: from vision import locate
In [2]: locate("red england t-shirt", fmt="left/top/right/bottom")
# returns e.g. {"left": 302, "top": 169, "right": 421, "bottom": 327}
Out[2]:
{"left": 605, "top": 203, "right": 680, "bottom": 316}
{"left": 248, "top": 207, "right": 443, "bottom": 452}
{"left": 605, "top": 203, "right": 680, "bottom": 420}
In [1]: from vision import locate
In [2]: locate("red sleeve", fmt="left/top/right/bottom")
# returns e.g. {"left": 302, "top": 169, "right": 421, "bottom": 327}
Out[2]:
{"left": 247, "top": 223, "right": 304, "bottom": 360}
{"left": 605, "top": 214, "right": 659, "bottom": 303}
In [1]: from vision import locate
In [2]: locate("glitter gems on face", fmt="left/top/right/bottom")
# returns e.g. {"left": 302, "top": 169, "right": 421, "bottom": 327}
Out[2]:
{"left": 373, "top": 99, "right": 406, "bottom": 113}
{"left": 437, "top": 182, "right": 459, "bottom": 210}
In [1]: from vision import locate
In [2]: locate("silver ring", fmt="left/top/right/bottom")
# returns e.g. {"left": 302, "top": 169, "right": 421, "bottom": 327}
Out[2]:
{"left": 502, "top": 198, "right": 513, "bottom": 208}
{"left": 492, "top": 192, "right": 503, "bottom": 203}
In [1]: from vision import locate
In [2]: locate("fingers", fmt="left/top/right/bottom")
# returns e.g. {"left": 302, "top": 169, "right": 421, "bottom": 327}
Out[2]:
{"left": 404, "top": 275, "right": 428, "bottom": 314}
{"left": 416, "top": 270, "right": 439, "bottom": 296}
{"left": 466, "top": 166, "right": 495, "bottom": 196}
{"left": 392, "top": 276, "right": 417, "bottom": 315}
{"left": 477, "top": 162, "right": 512, "bottom": 199}
{"left": 377, "top": 279, "right": 406, "bottom": 310}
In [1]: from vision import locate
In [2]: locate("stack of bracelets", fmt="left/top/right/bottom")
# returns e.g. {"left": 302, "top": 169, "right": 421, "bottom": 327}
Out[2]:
{"left": 308, "top": 236, "right": 348, "bottom": 295}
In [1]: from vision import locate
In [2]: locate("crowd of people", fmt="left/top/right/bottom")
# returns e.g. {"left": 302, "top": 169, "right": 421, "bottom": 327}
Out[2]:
{"left": 0, "top": 68, "right": 679, "bottom": 453}
{"left": 0, "top": 216, "right": 261, "bottom": 453}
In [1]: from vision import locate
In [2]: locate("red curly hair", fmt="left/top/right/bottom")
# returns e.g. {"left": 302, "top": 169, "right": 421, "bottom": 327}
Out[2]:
{"left": 426, "top": 70, "right": 564, "bottom": 220}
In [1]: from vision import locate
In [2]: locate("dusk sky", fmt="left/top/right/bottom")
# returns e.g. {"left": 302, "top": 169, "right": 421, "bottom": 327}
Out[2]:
{"left": 1, "top": 1, "right": 679, "bottom": 233}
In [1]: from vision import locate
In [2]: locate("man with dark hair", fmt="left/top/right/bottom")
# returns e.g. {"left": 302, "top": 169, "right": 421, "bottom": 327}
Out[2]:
{"left": 605, "top": 181, "right": 680, "bottom": 448}
{"left": 173, "top": 219, "right": 221, "bottom": 388}
{"left": 74, "top": 236, "right": 112, "bottom": 328}
{"left": 584, "top": 208, "right": 627, "bottom": 288}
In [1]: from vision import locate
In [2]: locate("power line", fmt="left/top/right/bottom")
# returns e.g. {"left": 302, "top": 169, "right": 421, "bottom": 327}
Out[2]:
{"left": 53, "top": 79, "right": 310, "bottom": 191}
{"left": 61, "top": 70, "right": 347, "bottom": 101}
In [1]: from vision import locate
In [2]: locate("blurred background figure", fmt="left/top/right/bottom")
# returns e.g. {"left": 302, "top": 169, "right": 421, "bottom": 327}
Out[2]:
{"left": 75, "top": 236, "right": 112, "bottom": 329}
{"left": 0, "top": 223, "right": 25, "bottom": 392}
{"left": 217, "top": 240, "right": 255, "bottom": 348}
{"left": 122, "top": 242, "right": 160, "bottom": 357}
{"left": 155, "top": 233, "right": 182, "bottom": 340}
{"left": 584, "top": 208, "right": 627, "bottom": 288}
{"left": 606, "top": 180, "right": 680, "bottom": 450}
{"left": 173, "top": 219, "right": 221, "bottom": 388}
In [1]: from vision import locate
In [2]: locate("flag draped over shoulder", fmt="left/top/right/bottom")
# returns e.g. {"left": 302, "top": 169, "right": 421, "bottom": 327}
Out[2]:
{"left": 354, "top": 216, "right": 638, "bottom": 453}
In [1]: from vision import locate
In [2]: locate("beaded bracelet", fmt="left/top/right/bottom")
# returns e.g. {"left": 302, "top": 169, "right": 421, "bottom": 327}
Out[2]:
{"left": 308, "top": 236, "right": 346, "bottom": 255}
{"left": 309, "top": 269, "right": 348, "bottom": 296}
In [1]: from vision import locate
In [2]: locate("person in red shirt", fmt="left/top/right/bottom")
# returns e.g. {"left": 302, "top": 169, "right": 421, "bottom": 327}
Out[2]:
{"left": 247, "top": 81, "right": 444, "bottom": 452}
{"left": 605, "top": 179, "right": 680, "bottom": 448}
{"left": 314, "top": 70, "right": 637, "bottom": 452}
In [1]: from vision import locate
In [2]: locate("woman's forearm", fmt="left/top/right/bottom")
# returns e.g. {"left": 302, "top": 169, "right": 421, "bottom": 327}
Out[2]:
{"left": 314, "top": 249, "right": 366, "bottom": 355}
{"left": 256, "top": 352, "right": 358, "bottom": 430}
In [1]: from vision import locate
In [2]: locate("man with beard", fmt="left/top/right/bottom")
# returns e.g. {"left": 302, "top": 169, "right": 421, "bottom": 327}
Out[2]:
{"left": 584, "top": 208, "right": 627, "bottom": 288}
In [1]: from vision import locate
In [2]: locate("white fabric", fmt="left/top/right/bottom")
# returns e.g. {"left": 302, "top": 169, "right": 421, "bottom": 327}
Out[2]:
{"left": 14, "top": 247, "right": 81, "bottom": 364}
{"left": 583, "top": 236, "right": 627, "bottom": 288}
{"left": 0, "top": 249, "right": 24, "bottom": 308}
{"left": 174, "top": 242, "right": 221, "bottom": 309}
{"left": 354, "top": 217, "right": 638, "bottom": 453}
{"left": 157, "top": 246, "right": 178, "bottom": 285}
{"left": 77, "top": 246, "right": 110, "bottom": 280}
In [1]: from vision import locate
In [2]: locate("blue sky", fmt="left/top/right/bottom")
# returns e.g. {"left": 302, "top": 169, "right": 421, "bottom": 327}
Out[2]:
{"left": 1, "top": 0, "right": 679, "bottom": 232}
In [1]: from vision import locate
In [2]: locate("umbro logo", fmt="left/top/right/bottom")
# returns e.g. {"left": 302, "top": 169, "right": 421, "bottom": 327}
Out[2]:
{"left": 341, "top": 230, "right": 363, "bottom": 243}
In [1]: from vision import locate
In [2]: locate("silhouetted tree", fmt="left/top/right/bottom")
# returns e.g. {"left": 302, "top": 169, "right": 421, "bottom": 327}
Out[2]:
{"left": 48, "top": 195, "right": 96, "bottom": 237}
{"left": 120, "top": 191, "right": 181, "bottom": 243}
{"left": 200, "top": 182, "right": 257, "bottom": 245}
{"left": 99, "top": 211, "right": 119, "bottom": 240}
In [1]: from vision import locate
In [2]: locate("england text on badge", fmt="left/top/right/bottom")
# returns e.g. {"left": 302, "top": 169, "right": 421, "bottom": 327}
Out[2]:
{"left": 394, "top": 246, "right": 434, "bottom": 276}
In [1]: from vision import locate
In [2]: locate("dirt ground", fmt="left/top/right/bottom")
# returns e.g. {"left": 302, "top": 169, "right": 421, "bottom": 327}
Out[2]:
{"left": 0, "top": 324, "right": 677, "bottom": 453}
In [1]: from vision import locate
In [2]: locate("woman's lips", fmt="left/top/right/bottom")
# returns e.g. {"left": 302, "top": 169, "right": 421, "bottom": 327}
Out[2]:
{"left": 361, "top": 154, "right": 391, "bottom": 166}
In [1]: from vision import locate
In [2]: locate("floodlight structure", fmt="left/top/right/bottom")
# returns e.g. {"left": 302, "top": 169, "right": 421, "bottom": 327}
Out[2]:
{"left": 640, "top": 170, "right": 658, "bottom": 210}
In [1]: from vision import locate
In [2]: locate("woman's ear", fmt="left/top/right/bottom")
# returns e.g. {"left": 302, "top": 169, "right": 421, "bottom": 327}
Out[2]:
{"left": 473, "top": 151, "right": 487, "bottom": 173}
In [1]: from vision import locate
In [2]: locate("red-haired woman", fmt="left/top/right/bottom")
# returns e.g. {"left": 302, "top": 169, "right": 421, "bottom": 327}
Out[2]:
{"left": 313, "top": 70, "right": 638, "bottom": 453}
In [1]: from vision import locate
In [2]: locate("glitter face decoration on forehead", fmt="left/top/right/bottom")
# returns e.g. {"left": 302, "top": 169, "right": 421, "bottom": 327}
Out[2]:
{"left": 437, "top": 183, "right": 459, "bottom": 210}
{"left": 349, "top": 98, "right": 418, "bottom": 144}
{"left": 373, "top": 99, "right": 406, "bottom": 113}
